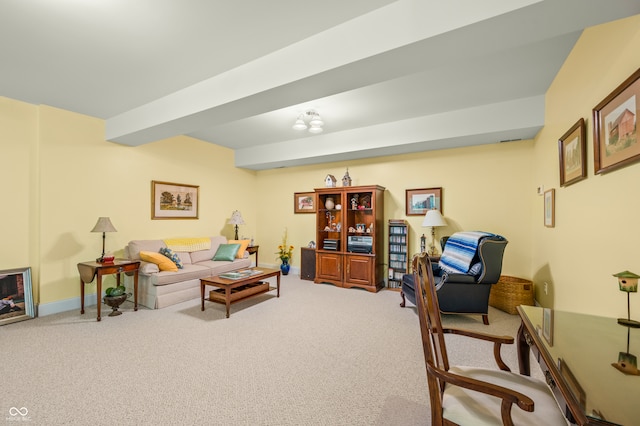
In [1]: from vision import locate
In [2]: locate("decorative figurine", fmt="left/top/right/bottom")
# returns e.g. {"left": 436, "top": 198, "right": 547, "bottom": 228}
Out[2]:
{"left": 612, "top": 326, "right": 640, "bottom": 375}
{"left": 342, "top": 168, "right": 352, "bottom": 187}
{"left": 613, "top": 270, "right": 640, "bottom": 328}
{"left": 324, "top": 174, "right": 337, "bottom": 187}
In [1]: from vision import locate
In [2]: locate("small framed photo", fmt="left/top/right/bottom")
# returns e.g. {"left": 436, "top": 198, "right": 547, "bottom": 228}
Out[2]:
{"left": 558, "top": 118, "right": 587, "bottom": 187}
{"left": 1, "top": 267, "right": 36, "bottom": 326}
{"left": 544, "top": 189, "right": 555, "bottom": 228}
{"left": 593, "top": 67, "right": 640, "bottom": 174}
{"left": 151, "top": 180, "right": 199, "bottom": 220}
{"left": 294, "top": 192, "right": 316, "bottom": 213}
{"left": 406, "top": 187, "right": 442, "bottom": 216}
{"left": 542, "top": 307, "right": 554, "bottom": 345}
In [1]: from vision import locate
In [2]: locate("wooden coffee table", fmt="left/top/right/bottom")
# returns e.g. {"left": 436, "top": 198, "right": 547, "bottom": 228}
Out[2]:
{"left": 200, "top": 268, "right": 280, "bottom": 318}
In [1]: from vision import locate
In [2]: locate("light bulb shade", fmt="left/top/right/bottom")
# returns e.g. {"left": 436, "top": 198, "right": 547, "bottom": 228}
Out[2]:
{"left": 422, "top": 209, "right": 447, "bottom": 227}
{"left": 309, "top": 114, "right": 324, "bottom": 127}
{"left": 228, "top": 210, "right": 245, "bottom": 225}
{"left": 292, "top": 118, "right": 307, "bottom": 130}
{"left": 91, "top": 217, "right": 117, "bottom": 233}
{"left": 308, "top": 125, "right": 323, "bottom": 134}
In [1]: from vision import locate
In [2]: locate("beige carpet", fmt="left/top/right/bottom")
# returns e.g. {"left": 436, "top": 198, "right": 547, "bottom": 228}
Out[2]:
{"left": 2, "top": 274, "right": 535, "bottom": 425}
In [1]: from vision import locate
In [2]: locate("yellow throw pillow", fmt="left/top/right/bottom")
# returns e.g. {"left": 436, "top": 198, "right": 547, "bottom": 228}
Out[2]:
{"left": 229, "top": 239, "right": 250, "bottom": 258}
{"left": 139, "top": 251, "right": 178, "bottom": 272}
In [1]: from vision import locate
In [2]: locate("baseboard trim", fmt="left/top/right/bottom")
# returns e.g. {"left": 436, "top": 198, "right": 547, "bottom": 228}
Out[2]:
{"left": 38, "top": 268, "right": 300, "bottom": 316}
{"left": 38, "top": 294, "right": 99, "bottom": 317}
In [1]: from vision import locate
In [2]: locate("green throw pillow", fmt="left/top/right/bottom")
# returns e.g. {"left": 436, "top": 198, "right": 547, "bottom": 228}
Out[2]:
{"left": 212, "top": 243, "right": 241, "bottom": 261}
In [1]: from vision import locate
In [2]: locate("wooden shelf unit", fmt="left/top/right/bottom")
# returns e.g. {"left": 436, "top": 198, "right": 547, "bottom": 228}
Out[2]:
{"left": 388, "top": 220, "right": 409, "bottom": 290}
{"left": 314, "top": 185, "right": 385, "bottom": 292}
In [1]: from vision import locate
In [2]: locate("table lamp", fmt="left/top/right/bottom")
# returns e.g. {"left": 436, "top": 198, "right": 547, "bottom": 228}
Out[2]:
{"left": 91, "top": 217, "right": 117, "bottom": 263}
{"left": 613, "top": 270, "right": 640, "bottom": 328}
{"left": 228, "top": 210, "right": 245, "bottom": 240}
{"left": 422, "top": 209, "right": 447, "bottom": 256}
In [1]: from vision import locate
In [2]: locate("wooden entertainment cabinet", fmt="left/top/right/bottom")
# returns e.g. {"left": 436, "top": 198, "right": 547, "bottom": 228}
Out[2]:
{"left": 314, "top": 185, "right": 385, "bottom": 292}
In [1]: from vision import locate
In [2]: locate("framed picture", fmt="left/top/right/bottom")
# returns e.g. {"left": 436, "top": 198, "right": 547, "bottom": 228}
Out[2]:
{"left": 542, "top": 307, "right": 554, "bottom": 345}
{"left": 406, "top": 187, "right": 442, "bottom": 216}
{"left": 593, "top": 67, "right": 640, "bottom": 174}
{"left": 558, "top": 118, "right": 587, "bottom": 187}
{"left": 1, "top": 267, "right": 35, "bottom": 326}
{"left": 544, "top": 189, "right": 555, "bottom": 228}
{"left": 151, "top": 181, "right": 199, "bottom": 219}
{"left": 294, "top": 192, "right": 316, "bottom": 213}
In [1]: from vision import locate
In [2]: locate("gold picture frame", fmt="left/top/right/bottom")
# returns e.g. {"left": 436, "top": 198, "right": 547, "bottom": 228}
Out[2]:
{"left": 593, "top": 67, "right": 640, "bottom": 174}
{"left": 151, "top": 180, "right": 199, "bottom": 220}
{"left": 544, "top": 189, "right": 555, "bottom": 228}
{"left": 558, "top": 118, "right": 587, "bottom": 187}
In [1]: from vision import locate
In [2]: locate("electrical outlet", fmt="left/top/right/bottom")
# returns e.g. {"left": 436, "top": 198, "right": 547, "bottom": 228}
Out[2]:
{"left": 537, "top": 185, "right": 545, "bottom": 195}
{"left": 544, "top": 282, "right": 548, "bottom": 295}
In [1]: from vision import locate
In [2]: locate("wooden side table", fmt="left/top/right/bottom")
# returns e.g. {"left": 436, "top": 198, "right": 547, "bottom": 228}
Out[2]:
{"left": 77, "top": 259, "right": 140, "bottom": 321}
{"left": 246, "top": 245, "right": 259, "bottom": 266}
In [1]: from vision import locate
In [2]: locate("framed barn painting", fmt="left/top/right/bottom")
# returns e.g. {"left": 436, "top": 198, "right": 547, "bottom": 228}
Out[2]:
{"left": 593, "top": 68, "right": 640, "bottom": 174}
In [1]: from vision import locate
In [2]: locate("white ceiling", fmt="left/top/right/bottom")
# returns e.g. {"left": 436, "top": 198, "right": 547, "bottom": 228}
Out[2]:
{"left": 2, "top": 0, "right": 639, "bottom": 170}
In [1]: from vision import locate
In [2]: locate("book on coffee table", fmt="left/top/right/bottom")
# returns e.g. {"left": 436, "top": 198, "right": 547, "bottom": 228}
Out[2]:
{"left": 218, "top": 270, "right": 263, "bottom": 280}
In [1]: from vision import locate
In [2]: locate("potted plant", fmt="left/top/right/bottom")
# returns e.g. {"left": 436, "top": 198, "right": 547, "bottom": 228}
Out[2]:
{"left": 103, "top": 285, "right": 131, "bottom": 316}
{"left": 275, "top": 229, "right": 294, "bottom": 275}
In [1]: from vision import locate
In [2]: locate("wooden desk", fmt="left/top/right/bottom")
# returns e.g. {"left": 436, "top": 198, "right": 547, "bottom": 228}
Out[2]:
{"left": 517, "top": 305, "right": 640, "bottom": 425}
{"left": 246, "top": 245, "right": 259, "bottom": 266}
{"left": 77, "top": 259, "right": 139, "bottom": 322}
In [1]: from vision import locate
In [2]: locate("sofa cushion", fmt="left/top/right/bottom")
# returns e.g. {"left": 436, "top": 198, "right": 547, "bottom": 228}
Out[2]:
{"left": 140, "top": 251, "right": 178, "bottom": 272}
{"left": 229, "top": 239, "right": 250, "bottom": 258}
{"left": 190, "top": 236, "right": 227, "bottom": 263}
{"left": 159, "top": 247, "right": 184, "bottom": 269}
{"left": 152, "top": 264, "right": 212, "bottom": 286}
{"left": 128, "top": 240, "right": 167, "bottom": 260}
{"left": 212, "top": 244, "right": 241, "bottom": 261}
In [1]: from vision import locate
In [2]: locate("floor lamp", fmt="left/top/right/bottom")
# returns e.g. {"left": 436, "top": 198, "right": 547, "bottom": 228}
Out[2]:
{"left": 422, "top": 209, "right": 447, "bottom": 256}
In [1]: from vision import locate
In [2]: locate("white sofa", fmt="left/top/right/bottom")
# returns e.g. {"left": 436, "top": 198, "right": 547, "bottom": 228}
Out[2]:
{"left": 123, "top": 236, "right": 251, "bottom": 309}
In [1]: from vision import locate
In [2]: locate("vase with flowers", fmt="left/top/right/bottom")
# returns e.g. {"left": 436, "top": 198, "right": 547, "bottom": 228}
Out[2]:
{"left": 276, "top": 229, "right": 294, "bottom": 275}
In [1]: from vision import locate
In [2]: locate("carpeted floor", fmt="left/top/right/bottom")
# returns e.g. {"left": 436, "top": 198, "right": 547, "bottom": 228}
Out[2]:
{"left": 2, "top": 274, "right": 536, "bottom": 425}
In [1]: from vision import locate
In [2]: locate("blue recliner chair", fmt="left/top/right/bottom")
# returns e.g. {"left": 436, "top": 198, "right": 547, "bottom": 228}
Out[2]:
{"left": 400, "top": 232, "right": 508, "bottom": 325}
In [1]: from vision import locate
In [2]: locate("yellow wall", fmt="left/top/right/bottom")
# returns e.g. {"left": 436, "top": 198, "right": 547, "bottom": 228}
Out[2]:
{"left": 532, "top": 14, "right": 640, "bottom": 316}
{"left": 254, "top": 141, "right": 534, "bottom": 280}
{"left": 1, "top": 14, "right": 639, "bottom": 318}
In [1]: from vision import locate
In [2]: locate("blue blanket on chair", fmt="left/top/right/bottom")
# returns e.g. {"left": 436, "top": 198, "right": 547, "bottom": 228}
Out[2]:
{"left": 439, "top": 231, "right": 495, "bottom": 274}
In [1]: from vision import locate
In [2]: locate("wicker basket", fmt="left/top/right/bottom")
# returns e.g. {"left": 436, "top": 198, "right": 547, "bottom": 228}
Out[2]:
{"left": 489, "top": 276, "right": 534, "bottom": 315}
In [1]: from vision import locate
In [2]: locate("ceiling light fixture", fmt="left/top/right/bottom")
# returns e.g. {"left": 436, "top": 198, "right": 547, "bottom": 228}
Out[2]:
{"left": 292, "top": 110, "right": 324, "bottom": 134}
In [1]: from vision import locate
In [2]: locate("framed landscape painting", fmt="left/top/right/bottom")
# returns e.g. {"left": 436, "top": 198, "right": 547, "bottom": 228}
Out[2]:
{"left": 558, "top": 118, "right": 587, "bottom": 187}
{"left": 406, "top": 187, "right": 442, "bottom": 216}
{"left": 0, "top": 267, "right": 35, "bottom": 326}
{"left": 152, "top": 180, "right": 199, "bottom": 219}
{"left": 593, "top": 67, "right": 640, "bottom": 174}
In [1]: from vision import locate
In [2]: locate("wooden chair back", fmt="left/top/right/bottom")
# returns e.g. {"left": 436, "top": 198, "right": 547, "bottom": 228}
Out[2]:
{"left": 413, "top": 252, "right": 450, "bottom": 424}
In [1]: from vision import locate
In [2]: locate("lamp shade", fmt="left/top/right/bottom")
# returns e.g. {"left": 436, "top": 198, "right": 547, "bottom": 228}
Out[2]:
{"left": 422, "top": 209, "right": 447, "bottom": 227}
{"left": 228, "top": 210, "right": 245, "bottom": 225}
{"left": 91, "top": 217, "right": 117, "bottom": 233}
